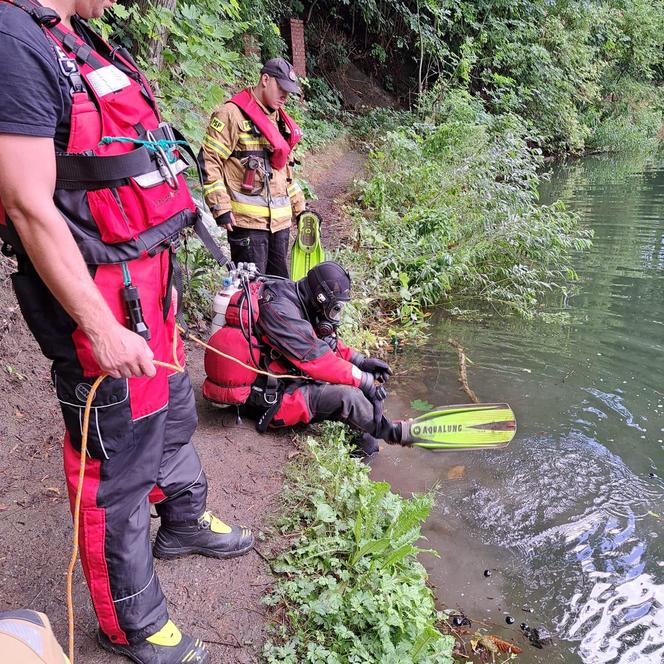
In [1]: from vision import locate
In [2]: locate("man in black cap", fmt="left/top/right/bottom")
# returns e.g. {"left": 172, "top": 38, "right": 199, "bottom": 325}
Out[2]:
{"left": 199, "top": 58, "right": 306, "bottom": 277}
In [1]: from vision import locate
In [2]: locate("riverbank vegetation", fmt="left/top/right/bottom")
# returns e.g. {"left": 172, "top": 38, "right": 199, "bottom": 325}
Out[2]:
{"left": 262, "top": 425, "right": 455, "bottom": 663}
{"left": 339, "top": 93, "right": 594, "bottom": 326}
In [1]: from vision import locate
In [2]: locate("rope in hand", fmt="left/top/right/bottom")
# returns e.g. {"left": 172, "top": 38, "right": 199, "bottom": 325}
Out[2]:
{"left": 66, "top": 327, "right": 304, "bottom": 662}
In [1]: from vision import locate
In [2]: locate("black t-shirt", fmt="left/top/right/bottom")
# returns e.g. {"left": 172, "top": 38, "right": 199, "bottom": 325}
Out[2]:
{"left": 0, "top": 2, "right": 73, "bottom": 151}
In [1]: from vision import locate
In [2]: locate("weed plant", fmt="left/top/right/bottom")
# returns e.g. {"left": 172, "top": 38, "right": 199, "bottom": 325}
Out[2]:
{"left": 341, "top": 91, "right": 593, "bottom": 324}
{"left": 263, "top": 424, "right": 454, "bottom": 663}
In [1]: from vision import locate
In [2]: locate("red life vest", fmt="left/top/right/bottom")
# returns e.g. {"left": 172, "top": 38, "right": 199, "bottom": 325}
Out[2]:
{"left": 228, "top": 89, "right": 302, "bottom": 170}
{"left": 0, "top": 0, "right": 197, "bottom": 264}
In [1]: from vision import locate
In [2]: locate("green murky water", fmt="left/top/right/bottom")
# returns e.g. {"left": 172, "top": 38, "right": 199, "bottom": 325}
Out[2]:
{"left": 372, "top": 152, "right": 664, "bottom": 663}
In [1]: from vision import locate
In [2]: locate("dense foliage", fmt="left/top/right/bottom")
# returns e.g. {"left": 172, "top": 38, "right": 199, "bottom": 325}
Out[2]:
{"left": 263, "top": 425, "right": 454, "bottom": 663}
{"left": 98, "top": 0, "right": 663, "bottom": 155}
{"left": 340, "top": 92, "right": 593, "bottom": 323}
{"left": 97, "top": 1, "right": 341, "bottom": 146}
{"left": 289, "top": 0, "right": 664, "bottom": 154}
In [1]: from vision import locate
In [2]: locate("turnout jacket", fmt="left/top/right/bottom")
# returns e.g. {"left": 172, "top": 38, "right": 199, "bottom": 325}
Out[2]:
{"left": 200, "top": 92, "right": 305, "bottom": 233}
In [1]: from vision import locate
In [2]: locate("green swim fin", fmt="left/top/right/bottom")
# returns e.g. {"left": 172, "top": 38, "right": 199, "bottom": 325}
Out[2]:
{"left": 402, "top": 403, "right": 516, "bottom": 450}
{"left": 290, "top": 210, "right": 326, "bottom": 281}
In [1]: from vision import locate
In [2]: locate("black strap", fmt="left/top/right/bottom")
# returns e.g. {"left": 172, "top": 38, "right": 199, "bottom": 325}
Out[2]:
{"left": 256, "top": 394, "right": 283, "bottom": 433}
{"left": 171, "top": 127, "right": 204, "bottom": 188}
{"left": 164, "top": 244, "right": 186, "bottom": 328}
{"left": 231, "top": 149, "right": 270, "bottom": 160}
{"left": 2, "top": 0, "right": 60, "bottom": 26}
{"left": 55, "top": 147, "right": 156, "bottom": 189}
{"left": 51, "top": 26, "right": 107, "bottom": 69}
{"left": 193, "top": 214, "right": 230, "bottom": 270}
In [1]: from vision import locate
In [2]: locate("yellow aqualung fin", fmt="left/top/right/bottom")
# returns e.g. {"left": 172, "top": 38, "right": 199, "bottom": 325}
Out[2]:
{"left": 403, "top": 403, "right": 517, "bottom": 450}
{"left": 290, "top": 210, "right": 325, "bottom": 281}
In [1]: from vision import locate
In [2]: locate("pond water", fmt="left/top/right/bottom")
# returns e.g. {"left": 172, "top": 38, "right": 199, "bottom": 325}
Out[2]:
{"left": 372, "top": 153, "right": 664, "bottom": 663}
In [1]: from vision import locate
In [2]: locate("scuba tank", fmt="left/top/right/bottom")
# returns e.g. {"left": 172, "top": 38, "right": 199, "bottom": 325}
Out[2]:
{"left": 210, "top": 277, "right": 239, "bottom": 337}
{"left": 209, "top": 262, "right": 259, "bottom": 336}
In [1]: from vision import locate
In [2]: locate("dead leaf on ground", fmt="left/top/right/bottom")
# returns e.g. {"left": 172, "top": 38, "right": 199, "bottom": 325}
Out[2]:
{"left": 486, "top": 635, "right": 523, "bottom": 654}
{"left": 447, "top": 465, "right": 466, "bottom": 480}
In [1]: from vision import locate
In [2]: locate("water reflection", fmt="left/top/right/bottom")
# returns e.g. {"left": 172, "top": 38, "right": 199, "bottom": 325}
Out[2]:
{"left": 374, "top": 152, "right": 664, "bottom": 663}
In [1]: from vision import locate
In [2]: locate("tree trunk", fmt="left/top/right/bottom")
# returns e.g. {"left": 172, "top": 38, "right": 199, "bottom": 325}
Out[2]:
{"left": 134, "top": 0, "right": 176, "bottom": 71}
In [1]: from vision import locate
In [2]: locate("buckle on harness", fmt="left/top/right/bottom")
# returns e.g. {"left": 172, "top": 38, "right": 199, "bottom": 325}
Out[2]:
{"left": 33, "top": 6, "right": 61, "bottom": 28}
{"left": 146, "top": 129, "right": 179, "bottom": 190}
{"left": 54, "top": 45, "right": 85, "bottom": 95}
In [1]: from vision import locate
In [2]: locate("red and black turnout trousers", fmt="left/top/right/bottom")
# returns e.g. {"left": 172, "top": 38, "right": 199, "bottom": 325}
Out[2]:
{"left": 0, "top": 3, "right": 207, "bottom": 646}
{"left": 12, "top": 253, "right": 207, "bottom": 646}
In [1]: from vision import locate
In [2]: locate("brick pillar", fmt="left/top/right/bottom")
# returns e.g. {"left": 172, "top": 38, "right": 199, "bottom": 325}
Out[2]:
{"left": 288, "top": 18, "right": 306, "bottom": 79}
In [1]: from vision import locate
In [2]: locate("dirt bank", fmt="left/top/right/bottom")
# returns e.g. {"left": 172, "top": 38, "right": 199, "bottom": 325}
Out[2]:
{"left": 0, "top": 135, "right": 366, "bottom": 662}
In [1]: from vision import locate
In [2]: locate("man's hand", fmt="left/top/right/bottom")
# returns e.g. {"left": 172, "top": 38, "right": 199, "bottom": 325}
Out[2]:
{"left": 358, "top": 357, "right": 393, "bottom": 383}
{"left": 89, "top": 322, "right": 156, "bottom": 379}
{"left": 215, "top": 211, "right": 235, "bottom": 230}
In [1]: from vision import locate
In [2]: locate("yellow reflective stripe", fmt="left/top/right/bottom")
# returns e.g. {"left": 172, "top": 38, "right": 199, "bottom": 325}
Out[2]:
{"left": 203, "top": 134, "right": 231, "bottom": 159}
{"left": 230, "top": 201, "right": 292, "bottom": 218}
{"left": 238, "top": 138, "right": 270, "bottom": 148}
{"left": 287, "top": 182, "right": 302, "bottom": 197}
{"left": 203, "top": 179, "right": 225, "bottom": 195}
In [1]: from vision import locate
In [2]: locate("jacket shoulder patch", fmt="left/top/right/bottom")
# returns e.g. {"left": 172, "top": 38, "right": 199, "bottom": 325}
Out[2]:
{"left": 210, "top": 117, "right": 225, "bottom": 133}
{"left": 241, "top": 120, "right": 252, "bottom": 132}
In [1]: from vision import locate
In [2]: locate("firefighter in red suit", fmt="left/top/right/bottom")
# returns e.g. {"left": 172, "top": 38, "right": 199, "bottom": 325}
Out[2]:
{"left": 0, "top": 1, "right": 252, "bottom": 662}
{"left": 203, "top": 262, "right": 404, "bottom": 455}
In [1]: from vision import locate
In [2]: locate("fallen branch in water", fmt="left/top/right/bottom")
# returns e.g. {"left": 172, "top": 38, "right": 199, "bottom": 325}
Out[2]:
{"left": 447, "top": 339, "right": 478, "bottom": 403}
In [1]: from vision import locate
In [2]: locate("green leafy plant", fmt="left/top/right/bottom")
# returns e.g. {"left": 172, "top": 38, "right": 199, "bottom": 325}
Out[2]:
{"left": 263, "top": 424, "right": 454, "bottom": 663}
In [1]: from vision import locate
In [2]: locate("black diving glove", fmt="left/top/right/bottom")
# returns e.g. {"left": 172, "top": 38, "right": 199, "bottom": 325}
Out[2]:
{"left": 359, "top": 371, "right": 387, "bottom": 403}
{"left": 215, "top": 211, "right": 233, "bottom": 229}
{"left": 322, "top": 334, "right": 338, "bottom": 352}
{"left": 357, "top": 357, "right": 393, "bottom": 384}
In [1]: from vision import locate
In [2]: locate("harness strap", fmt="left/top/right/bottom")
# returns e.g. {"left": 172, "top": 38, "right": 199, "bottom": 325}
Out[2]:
{"left": 193, "top": 214, "right": 231, "bottom": 270}
{"left": 2, "top": 0, "right": 59, "bottom": 26}
{"left": 164, "top": 243, "right": 186, "bottom": 326}
{"left": 256, "top": 393, "right": 283, "bottom": 433}
{"left": 231, "top": 149, "right": 270, "bottom": 159}
{"left": 55, "top": 147, "right": 156, "bottom": 189}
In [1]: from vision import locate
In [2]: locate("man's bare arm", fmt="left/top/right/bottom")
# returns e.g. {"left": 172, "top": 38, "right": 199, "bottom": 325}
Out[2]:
{"left": 0, "top": 134, "right": 155, "bottom": 379}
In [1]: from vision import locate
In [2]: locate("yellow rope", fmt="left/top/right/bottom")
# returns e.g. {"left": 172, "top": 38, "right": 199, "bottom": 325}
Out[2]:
{"left": 177, "top": 325, "right": 304, "bottom": 380}
{"left": 67, "top": 324, "right": 305, "bottom": 661}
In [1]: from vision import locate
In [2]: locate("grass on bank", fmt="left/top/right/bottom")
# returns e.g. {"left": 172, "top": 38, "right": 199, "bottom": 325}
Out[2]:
{"left": 262, "top": 424, "right": 455, "bottom": 664}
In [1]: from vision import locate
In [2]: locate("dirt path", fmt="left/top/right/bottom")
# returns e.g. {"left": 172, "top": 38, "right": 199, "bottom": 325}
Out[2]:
{"left": 0, "top": 135, "right": 365, "bottom": 663}
{"left": 301, "top": 134, "right": 367, "bottom": 250}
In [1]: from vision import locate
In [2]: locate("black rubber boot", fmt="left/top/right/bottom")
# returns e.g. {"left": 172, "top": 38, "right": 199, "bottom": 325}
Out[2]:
{"left": 350, "top": 432, "right": 381, "bottom": 458}
{"left": 375, "top": 418, "right": 403, "bottom": 444}
{"left": 153, "top": 511, "right": 254, "bottom": 560}
{"left": 97, "top": 620, "right": 209, "bottom": 664}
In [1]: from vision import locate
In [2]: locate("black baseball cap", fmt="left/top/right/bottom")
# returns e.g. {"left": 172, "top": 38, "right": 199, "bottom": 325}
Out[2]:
{"left": 260, "top": 58, "right": 301, "bottom": 94}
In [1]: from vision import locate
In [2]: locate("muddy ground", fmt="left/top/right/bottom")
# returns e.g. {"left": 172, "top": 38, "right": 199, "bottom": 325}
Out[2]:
{"left": 0, "top": 135, "right": 365, "bottom": 662}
